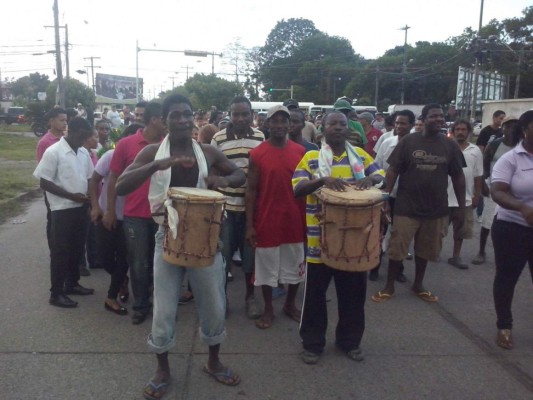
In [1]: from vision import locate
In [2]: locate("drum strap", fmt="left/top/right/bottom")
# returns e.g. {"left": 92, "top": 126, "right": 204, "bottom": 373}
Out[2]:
{"left": 149, "top": 135, "right": 208, "bottom": 230}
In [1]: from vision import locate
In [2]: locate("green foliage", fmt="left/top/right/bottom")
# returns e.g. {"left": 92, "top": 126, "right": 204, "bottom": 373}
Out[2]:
{"left": 45, "top": 78, "right": 95, "bottom": 110}
{"left": 8, "top": 73, "right": 50, "bottom": 105}
{"left": 159, "top": 74, "right": 243, "bottom": 112}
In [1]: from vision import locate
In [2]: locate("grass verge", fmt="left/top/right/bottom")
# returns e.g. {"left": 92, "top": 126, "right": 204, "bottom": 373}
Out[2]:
{"left": 0, "top": 133, "right": 40, "bottom": 225}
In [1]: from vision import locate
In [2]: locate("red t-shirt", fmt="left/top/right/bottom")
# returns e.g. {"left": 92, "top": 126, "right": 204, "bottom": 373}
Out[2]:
{"left": 110, "top": 129, "right": 153, "bottom": 219}
{"left": 36, "top": 131, "right": 62, "bottom": 161}
{"left": 250, "top": 140, "right": 306, "bottom": 247}
{"left": 364, "top": 128, "right": 383, "bottom": 156}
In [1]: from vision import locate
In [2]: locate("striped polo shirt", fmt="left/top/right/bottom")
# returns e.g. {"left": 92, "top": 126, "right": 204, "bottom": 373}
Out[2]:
{"left": 211, "top": 127, "right": 265, "bottom": 212}
{"left": 292, "top": 147, "right": 384, "bottom": 264}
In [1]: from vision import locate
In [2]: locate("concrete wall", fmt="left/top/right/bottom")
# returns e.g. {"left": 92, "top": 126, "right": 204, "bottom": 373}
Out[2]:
{"left": 481, "top": 98, "right": 533, "bottom": 127}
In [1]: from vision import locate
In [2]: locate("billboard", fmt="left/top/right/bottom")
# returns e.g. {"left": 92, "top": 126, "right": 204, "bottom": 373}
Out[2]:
{"left": 455, "top": 67, "right": 508, "bottom": 114}
{"left": 95, "top": 73, "right": 143, "bottom": 105}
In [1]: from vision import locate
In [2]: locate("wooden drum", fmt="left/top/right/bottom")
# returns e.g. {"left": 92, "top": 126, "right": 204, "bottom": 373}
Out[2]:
{"left": 163, "top": 187, "right": 226, "bottom": 267}
{"left": 316, "top": 186, "right": 385, "bottom": 272}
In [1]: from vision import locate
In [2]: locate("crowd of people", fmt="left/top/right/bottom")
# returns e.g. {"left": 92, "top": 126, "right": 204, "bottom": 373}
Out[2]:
{"left": 33, "top": 95, "right": 533, "bottom": 399}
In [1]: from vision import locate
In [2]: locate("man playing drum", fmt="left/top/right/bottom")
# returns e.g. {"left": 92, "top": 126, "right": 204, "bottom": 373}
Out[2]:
{"left": 115, "top": 94, "right": 245, "bottom": 399}
{"left": 292, "top": 110, "right": 385, "bottom": 364}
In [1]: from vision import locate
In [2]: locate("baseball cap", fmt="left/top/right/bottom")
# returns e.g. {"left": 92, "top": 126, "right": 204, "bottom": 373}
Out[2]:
{"left": 283, "top": 99, "right": 299, "bottom": 110}
{"left": 358, "top": 112, "right": 374, "bottom": 123}
{"left": 501, "top": 115, "right": 518, "bottom": 126}
{"left": 266, "top": 105, "right": 290, "bottom": 120}
{"left": 333, "top": 99, "right": 354, "bottom": 111}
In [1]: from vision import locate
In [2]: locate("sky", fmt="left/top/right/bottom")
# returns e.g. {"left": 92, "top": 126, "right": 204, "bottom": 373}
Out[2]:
{"left": 1, "top": 0, "right": 531, "bottom": 101}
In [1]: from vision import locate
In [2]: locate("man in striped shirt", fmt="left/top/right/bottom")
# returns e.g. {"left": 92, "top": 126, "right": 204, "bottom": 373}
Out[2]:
{"left": 211, "top": 96, "right": 264, "bottom": 319}
{"left": 292, "top": 110, "right": 384, "bottom": 364}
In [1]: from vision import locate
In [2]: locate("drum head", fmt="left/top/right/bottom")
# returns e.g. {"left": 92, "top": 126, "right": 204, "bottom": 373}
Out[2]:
{"left": 317, "top": 186, "right": 384, "bottom": 206}
{"left": 168, "top": 187, "right": 226, "bottom": 200}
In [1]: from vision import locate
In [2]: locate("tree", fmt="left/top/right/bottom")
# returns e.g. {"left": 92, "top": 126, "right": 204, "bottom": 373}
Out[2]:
{"left": 159, "top": 74, "right": 243, "bottom": 112}
{"left": 8, "top": 73, "right": 50, "bottom": 105}
{"left": 45, "top": 78, "right": 95, "bottom": 110}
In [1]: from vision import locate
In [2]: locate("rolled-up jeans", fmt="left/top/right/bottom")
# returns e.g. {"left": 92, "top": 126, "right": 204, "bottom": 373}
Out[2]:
{"left": 123, "top": 216, "right": 158, "bottom": 312}
{"left": 148, "top": 227, "right": 227, "bottom": 353}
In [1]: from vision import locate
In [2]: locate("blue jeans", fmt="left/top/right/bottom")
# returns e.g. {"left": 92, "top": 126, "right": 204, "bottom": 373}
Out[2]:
{"left": 220, "top": 210, "right": 254, "bottom": 274}
{"left": 123, "top": 216, "right": 158, "bottom": 312}
{"left": 148, "top": 227, "right": 227, "bottom": 353}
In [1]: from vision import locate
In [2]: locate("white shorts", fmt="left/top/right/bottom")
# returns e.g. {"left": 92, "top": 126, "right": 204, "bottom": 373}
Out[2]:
{"left": 481, "top": 195, "right": 497, "bottom": 230}
{"left": 254, "top": 243, "right": 306, "bottom": 287}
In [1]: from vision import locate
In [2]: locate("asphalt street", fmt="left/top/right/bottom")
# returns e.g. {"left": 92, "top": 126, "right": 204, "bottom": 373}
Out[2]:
{"left": 1, "top": 196, "right": 532, "bottom": 400}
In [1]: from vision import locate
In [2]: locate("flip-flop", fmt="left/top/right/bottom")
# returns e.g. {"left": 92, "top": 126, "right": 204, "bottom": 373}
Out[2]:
{"left": 371, "top": 291, "right": 393, "bottom": 303}
{"left": 143, "top": 380, "right": 170, "bottom": 400}
{"left": 202, "top": 365, "right": 241, "bottom": 386}
{"left": 283, "top": 306, "right": 301, "bottom": 323}
{"left": 255, "top": 314, "right": 274, "bottom": 329}
{"left": 414, "top": 290, "right": 438, "bottom": 302}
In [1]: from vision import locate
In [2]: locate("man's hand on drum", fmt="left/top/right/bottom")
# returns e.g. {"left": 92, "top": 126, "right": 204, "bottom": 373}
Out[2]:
{"left": 352, "top": 176, "right": 376, "bottom": 190}
{"left": 155, "top": 155, "right": 196, "bottom": 170}
{"left": 322, "top": 177, "right": 349, "bottom": 191}
{"left": 205, "top": 176, "right": 229, "bottom": 190}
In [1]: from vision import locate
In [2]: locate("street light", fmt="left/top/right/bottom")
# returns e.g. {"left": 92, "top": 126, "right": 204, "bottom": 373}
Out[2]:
{"left": 135, "top": 42, "right": 223, "bottom": 101}
{"left": 399, "top": 24, "right": 411, "bottom": 105}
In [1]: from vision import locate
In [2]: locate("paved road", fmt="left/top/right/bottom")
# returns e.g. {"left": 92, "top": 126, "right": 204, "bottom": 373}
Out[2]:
{"left": 1, "top": 197, "right": 532, "bottom": 400}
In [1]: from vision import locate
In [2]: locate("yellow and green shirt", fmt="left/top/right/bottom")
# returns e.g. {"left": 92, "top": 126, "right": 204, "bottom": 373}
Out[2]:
{"left": 291, "top": 148, "right": 384, "bottom": 264}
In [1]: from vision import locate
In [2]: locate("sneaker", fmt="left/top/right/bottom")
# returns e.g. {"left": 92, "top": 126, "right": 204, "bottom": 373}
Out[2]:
{"left": 301, "top": 350, "right": 321, "bottom": 365}
{"left": 448, "top": 257, "right": 469, "bottom": 270}
{"left": 471, "top": 253, "right": 486, "bottom": 265}
{"left": 227, "top": 271, "right": 234, "bottom": 282}
{"left": 245, "top": 296, "right": 261, "bottom": 319}
{"left": 406, "top": 252, "right": 413, "bottom": 260}
{"left": 477, "top": 215, "right": 483, "bottom": 223}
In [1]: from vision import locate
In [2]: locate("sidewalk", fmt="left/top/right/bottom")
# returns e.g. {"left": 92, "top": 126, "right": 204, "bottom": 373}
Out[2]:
{"left": 1, "top": 198, "right": 532, "bottom": 400}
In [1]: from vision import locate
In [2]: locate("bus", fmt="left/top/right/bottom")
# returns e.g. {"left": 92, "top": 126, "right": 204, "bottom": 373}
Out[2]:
{"left": 250, "top": 101, "right": 315, "bottom": 114}
{"left": 310, "top": 105, "right": 334, "bottom": 117}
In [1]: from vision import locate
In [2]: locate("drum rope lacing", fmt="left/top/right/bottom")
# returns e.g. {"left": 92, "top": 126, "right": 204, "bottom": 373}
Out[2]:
{"left": 163, "top": 199, "right": 223, "bottom": 259}
{"left": 321, "top": 203, "right": 378, "bottom": 263}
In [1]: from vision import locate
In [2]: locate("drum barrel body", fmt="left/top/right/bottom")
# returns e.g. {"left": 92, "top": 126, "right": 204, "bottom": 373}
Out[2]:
{"left": 317, "top": 187, "right": 384, "bottom": 272}
{"left": 163, "top": 188, "right": 225, "bottom": 268}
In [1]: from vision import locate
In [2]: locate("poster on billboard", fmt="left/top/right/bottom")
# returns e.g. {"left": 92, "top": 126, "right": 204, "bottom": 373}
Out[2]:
{"left": 95, "top": 73, "right": 143, "bottom": 104}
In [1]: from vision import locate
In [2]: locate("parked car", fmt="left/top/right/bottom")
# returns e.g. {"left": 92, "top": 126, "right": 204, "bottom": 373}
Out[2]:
{"left": 6, "top": 107, "right": 26, "bottom": 124}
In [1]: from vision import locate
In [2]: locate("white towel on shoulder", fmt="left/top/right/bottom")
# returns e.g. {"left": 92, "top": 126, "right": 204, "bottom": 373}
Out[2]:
{"left": 148, "top": 135, "right": 208, "bottom": 237}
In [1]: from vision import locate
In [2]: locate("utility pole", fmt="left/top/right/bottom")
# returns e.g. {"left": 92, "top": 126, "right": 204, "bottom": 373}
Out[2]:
{"left": 470, "top": 0, "right": 484, "bottom": 121}
{"left": 400, "top": 24, "right": 411, "bottom": 105}
{"left": 375, "top": 65, "right": 380, "bottom": 108}
{"left": 44, "top": 24, "right": 69, "bottom": 79}
{"left": 83, "top": 56, "right": 101, "bottom": 94}
{"left": 52, "top": 0, "right": 64, "bottom": 106}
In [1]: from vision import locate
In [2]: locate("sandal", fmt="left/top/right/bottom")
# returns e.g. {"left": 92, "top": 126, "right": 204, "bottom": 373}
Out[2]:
{"left": 371, "top": 291, "right": 393, "bottom": 303}
{"left": 202, "top": 365, "right": 241, "bottom": 386}
{"left": 255, "top": 314, "right": 274, "bottom": 329}
{"left": 496, "top": 329, "right": 513, "bottom": 350}
{"left": 414, "top": 290, "right": 438, "bottom": 302}
{"left": 283, "top": 306, "right": 301, "bottom": 323}
{"left": 143, "top": 379, "right": 170, "bottom": 400}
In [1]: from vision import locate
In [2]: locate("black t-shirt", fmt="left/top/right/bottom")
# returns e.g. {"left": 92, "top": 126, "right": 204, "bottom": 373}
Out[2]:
{"left": 476, "top": 125, "right": 502, "bottom": 147}
{"left": 387, "top": 133, "right": 466, "bottom": 219}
